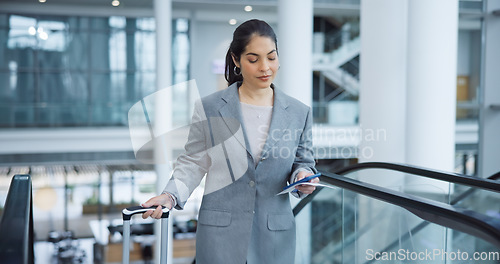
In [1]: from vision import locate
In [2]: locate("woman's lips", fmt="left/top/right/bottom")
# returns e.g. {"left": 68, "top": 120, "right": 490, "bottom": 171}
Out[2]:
{"left": 258, "top": 75, "right": 271, "bottom": 81}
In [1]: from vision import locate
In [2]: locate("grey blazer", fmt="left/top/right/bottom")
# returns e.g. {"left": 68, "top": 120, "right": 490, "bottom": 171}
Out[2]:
{"left": 163, "top": 82, "right": 316, "bottom": 264}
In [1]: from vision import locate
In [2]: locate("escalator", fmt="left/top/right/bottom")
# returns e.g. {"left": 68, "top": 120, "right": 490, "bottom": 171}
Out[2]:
{"left": 0, "top": 174, "right": 34, "bottom": 264}
{"left": 2, "top": 163, "right": 500, "bottom": 264}
{"left": 294, "top": 162, "right": 500, "bottom": 263}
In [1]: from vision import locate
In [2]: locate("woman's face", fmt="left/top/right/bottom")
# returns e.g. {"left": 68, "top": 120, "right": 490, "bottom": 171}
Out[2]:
{"left": 233, "top": 35, "right": 279, "bottom": 89}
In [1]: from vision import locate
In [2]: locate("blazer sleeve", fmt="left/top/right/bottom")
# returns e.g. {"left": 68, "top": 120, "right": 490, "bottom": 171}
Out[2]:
{"left": 162, "top": 100, "right": 210, "bottom": 209}
{"left": 290, "top": 107, "right": 317, "bottom": 198}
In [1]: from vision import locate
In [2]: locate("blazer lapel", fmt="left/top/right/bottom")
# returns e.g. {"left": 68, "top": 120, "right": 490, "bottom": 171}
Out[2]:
{"left": 260, "top": 88, "right": 291, "bottom": 160}
{"left": 218, "top": 84, "right": 253, "bottom": 156}
{"left": 216, "top": 83, "right": 292, "bottom": 162}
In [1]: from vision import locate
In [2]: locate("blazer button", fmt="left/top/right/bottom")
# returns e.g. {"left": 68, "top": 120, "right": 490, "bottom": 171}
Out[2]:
{"left": 249, "top": 180, "right": 255, "bottom": 187}
{"left": 261, "top": 156, "right": 267, "bottom": 161}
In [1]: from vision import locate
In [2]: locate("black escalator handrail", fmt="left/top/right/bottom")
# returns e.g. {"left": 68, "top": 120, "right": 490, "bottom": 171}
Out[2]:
{"left": 0, "top": 175, "right": 34, "bottom": 264}
{"left": 333, "top": 162, "right": 500, "bottom": 193}
{"left": 318, "top": 171, "right": 500, "bottom": 249}
{"left": 293, "top": 167, "right": 500, "bottom": 216}
{"left": 373, "top": 169, "right": 500, "bottom": 257}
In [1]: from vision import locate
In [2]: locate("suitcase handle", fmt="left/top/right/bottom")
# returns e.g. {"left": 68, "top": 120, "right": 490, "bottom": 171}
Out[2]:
{"left": 122, "top": 206, "right": 169, "bottom": 221}
{"left": 122, "top": 206, "right": 170, "bottom": 264}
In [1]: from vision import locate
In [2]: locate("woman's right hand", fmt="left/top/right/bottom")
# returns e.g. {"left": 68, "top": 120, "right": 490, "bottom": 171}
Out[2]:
{"left": 141, "top": 193, "right": 174, "bottom": 219}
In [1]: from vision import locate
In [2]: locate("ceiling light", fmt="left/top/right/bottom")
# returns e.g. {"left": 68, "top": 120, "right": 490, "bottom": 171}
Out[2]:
{"left": 28, "top": 26, "right": 37, "bottom": 35}
{"left": 39, "top": 0, "right": 46, "bottom": 3}
{"left": 39, "top": 31, "right": 48, "bottom": 40}
{"left": 244, "top": 5, "right": 253, "bottom": 12}
{"left": 229, "top": 19, "right": 237, "bottom": 25}
{"left": 111, "top": 0, "right": 120, "bottom": 7}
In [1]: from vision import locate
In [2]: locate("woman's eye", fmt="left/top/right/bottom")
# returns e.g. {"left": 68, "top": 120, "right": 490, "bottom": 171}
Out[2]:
{"left": 268, "top": 57, "right": 276, "bottom": 61}
{"left": 249, "top": 59, "right": 257, "bottom": 63}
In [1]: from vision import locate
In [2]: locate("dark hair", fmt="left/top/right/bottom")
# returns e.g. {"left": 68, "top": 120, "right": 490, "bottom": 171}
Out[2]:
{"left": 224, "top": 19, "right": 278, "bottom": 86}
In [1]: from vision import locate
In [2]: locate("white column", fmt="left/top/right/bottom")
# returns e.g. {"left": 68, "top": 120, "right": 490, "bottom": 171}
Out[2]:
{"left": 405, "top": 0, "right": 458, "bottom": 190}
{"left": 359, "top": 0, "right": 408, "bottom": 166}
{"left": 278, "top": 1, "right": 313, "bottom": 263}
{"left": 358, "top": 1, "right": 409, "bottom": 261}
{"left": 278, "top": 0, "right": 313, "bottom": 107}
{"left": 154, "top": 0, "right": 172, "bottom": 264}
{"left": 479, "top": 0, "right": 500, "bottom": 178}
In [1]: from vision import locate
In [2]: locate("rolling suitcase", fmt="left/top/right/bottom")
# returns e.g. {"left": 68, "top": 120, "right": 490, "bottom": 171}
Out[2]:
{"left": 122, "top": 206, "right": 170, "bottom": 264}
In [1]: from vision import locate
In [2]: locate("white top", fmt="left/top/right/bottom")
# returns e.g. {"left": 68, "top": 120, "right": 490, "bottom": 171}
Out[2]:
{"left": 240, "top": 102, "right": 273, "bottom": 166}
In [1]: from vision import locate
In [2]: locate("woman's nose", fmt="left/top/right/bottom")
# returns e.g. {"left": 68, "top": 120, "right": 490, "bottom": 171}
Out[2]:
{"left": 260, "top": 60, "right": 270, "bottom": 72}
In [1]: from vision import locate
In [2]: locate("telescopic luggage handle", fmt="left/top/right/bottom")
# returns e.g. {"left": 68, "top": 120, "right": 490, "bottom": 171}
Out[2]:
{"left": 122, "top": 205, "right": 170, "bottom": 220}
{"left": 122, "top": 206, "right": 170, "bottom": 264}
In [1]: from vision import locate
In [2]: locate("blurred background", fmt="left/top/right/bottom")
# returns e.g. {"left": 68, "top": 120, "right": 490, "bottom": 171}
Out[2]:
{"left": 0, "top": 0, "right": 499, "bottom": 263}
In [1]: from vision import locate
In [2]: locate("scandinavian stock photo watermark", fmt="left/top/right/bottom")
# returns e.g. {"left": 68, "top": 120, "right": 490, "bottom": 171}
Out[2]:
{"left": 128, "top": 79, "right": 389, "bottom": 166}
{"left": 366, "top": 248, "right": 500, "bottom": 262}
{"left": 312, "top": 124, "right": 387, "bottom": 160}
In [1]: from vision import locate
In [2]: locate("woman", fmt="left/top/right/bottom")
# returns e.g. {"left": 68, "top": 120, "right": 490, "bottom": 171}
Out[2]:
{"left": 142, "top": 19, "right": 318, "bottom": 263}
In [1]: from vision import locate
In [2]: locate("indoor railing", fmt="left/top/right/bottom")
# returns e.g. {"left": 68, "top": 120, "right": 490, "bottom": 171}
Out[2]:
{"left": 294, "top": 162, "right": 500, "bottom": 263}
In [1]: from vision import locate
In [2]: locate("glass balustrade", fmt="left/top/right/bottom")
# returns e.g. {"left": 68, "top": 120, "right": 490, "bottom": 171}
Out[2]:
{"left": 294, "top": 167, "right": 500, "bottom": 264}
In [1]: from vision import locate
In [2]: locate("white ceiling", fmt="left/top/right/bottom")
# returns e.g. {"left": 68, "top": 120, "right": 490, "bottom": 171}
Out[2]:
{"left": 0, "top": 0, "right": 360, "bottom": 20}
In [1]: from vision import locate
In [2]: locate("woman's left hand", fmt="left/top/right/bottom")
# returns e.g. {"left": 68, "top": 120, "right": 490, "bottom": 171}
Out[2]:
{"left": 295, "top": 171, "right": 320, "bottom": 194}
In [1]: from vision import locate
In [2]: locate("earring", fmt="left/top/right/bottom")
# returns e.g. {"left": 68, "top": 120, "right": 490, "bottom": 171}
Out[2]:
{"left": 278, "top": 64, "right": 281, "bottom": 70}
{"left": 234, "top": 66, "right": 241, "bottom": 76}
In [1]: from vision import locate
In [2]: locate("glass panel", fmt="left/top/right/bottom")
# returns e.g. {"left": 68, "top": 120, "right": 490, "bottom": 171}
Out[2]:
{"left": 92, "top": 72, "right": 126, "bottom": 102}
{"left": 90, "top": 17, "right": 110, "bottom": 30}
{"left": 450, "top": 185, "right": 500, "bottom": 216}
{"left": 109, "top": 30, "right": 126, "bottom": 71}
{"left": 4, "top": 42, "right": 36, "bottom": 70}
{"left": 7, "top": 27, "right": 37, "bottom": 61}
{"left": 459, "top": 0, "right": 483, "bottom": 11}
{"left": 0, "top": 72, "right": 13, "bottom": 102}
{"left": 7, "top": 16, "right": 37, "bottom": 50}
{"left": 109, "top": 16, "right": 126, "bottom": 29}
{"left": 136, "top": 17, "right": 155, "bottom": 31}
{"left": 0, "top": 29, "right": 10, "bottom": 69}
{"left": 91, "top": 72, "right": 112, "bottom": 102}
{"left": 90, "top": 72, "right": 129, "bottom": 125}
{"left": 345, "top": 190, "right": 447, "bottom": 263}
{"left": 65, "top": 72, "right": 89, "bottom": 102}
{"left": 341, "top": 169, "right": 452, "bottom": 203}
{"left": 0, "top": 71, "right": 35, "bottom": 127}
{"left": 294, "top": 181, "right": 500, "bottom": 264}
{"left": 134, "top": 31, "right": 155, "bottom": 71}
{"left": 90, "top": 31, "right": 111, "bottom": 71}
{"left": 139, "top": 72, "right": 156, "bottom": 97}
{"left": 124, "top": 72, "right": 143, "bottom": 102}
{"left": 67, "top": 16, "right": 89, "bottom": 30}
{"left": 8, "top": 14, "right": 37, "bottom": 29}
{"left": 12, "top": 105, "right": 35, "bottom": 126}
{"left": 0, "top": 13, "right": 163, "bottom": 128}
{"left": 37, "top": 47, "right": 65, "bottom": 70}
{"left": 39, "top": 72, "right": 68, "bottom": 103}
{"left": 11, "top": 71, "right": 35, "bottom": 103}
{"left": 37, "top": 20, "right": 67, "bottom": 52}
{"left": 66, "top": 31, "right": 89, "bottom": 70}
{"left": 0, "top": 14, "right": 8, "bottom": 27}
{"left": 0, "top": 105, "right": 14, "bottom": 127}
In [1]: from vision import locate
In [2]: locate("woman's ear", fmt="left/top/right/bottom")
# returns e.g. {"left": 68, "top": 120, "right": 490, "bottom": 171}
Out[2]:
{"left": 231, "top": 53, "right": 241, "bottom": 68}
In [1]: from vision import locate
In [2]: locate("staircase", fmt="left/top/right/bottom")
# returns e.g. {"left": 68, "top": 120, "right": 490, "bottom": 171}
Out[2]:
{"left": 313, "top": 35, "right": 360, "bottom": 97}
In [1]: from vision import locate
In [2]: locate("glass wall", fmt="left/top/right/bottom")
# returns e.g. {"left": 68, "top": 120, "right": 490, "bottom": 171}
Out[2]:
{"left": 0, "top": 13, "right": 163, "bottom": 127}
